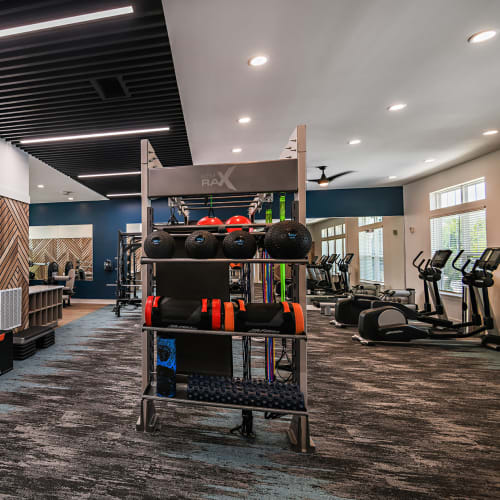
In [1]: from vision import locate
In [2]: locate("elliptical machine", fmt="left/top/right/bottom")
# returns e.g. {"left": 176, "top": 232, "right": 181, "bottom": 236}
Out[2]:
{"left": 309, "top": 253, "right": 355, "bottom": 309}
{"left": 334, "top": 250, "right": 449, "bottom": 327}
{"left": 354, "top": 248, "right": 500, "bottom": 346}
{"left": 472, "top": 248, "right": 500, "bottom": 351}
{"left": 306, "top": 255, "right": 337, "bottom": 294}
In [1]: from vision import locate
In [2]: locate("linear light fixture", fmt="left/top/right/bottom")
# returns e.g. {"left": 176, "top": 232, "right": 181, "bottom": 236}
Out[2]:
{"left": 107, "top": 193, "right": 141, "bottom": 198}
{"left": 21, "top": 127, "right": 170, "bottom": 144}
{"left": 0, "top": 6, "right": 134, "bottom": 39}
{"left": 78, "top": 171, "right": 140, "bottom": 179}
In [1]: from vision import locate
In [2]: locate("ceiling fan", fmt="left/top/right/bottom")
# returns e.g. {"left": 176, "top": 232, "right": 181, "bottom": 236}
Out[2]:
{"left": 308, "top": 166, "right": 354, "bottom": 188}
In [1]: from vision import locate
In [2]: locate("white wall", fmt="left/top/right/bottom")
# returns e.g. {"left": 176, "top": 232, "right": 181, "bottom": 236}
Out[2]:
{"left": 404, "top": 148, "right": 500, "bottom": 321}
{"left": 382, "top": 216, "right": 406, "bottom": 290}
{"left": 0, "top": 138, "right": 30, "bottom": 204}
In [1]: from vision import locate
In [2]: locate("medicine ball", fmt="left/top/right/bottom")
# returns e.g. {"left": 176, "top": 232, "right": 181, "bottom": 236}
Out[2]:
{"left": 185, "top": 230, "right": 218, "bottom": 259}
{"left": 222, "top": 230, "right": 257, "bottom": 259}
{"left": 226, "top": 215, "right": 252, "bottom": 233}
{"left": 264, "top": 221, "right": 312, "bottom": 259}
{"left": 144, "top": 230, "right": 175, "bottom": 258}
{"left": 197, "top": 216, "right": 223, "bottom": 226}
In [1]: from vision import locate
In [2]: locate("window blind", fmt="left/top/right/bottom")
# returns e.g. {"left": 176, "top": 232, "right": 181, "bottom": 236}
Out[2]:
{"left": 359, "top": 227, "right": 384, "bottom": 282}
{"left": 430, "top": 208, "right": 486, "bottom": 293}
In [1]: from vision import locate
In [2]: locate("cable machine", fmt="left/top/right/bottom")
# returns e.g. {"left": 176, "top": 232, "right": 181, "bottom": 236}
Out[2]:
{"left": 136, "top": 125, "right": 314, "bottom": 452}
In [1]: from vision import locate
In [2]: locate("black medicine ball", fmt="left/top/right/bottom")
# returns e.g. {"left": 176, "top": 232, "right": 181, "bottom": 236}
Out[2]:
{"left": 222, "top": 230, "right": 257, "bottom": 259}
{"left": 185, "top": 230, "right": 218, "bottom": 259}
{"left": 264, "top": 221, "right": 312, "bottom": 259}
{"left": 144, "top": 230, "right": 175, "bottom": 258}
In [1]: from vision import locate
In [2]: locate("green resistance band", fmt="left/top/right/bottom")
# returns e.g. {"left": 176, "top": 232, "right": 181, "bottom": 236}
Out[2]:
{"left": 279, "top": 193, "right": 286, "bottom": 302}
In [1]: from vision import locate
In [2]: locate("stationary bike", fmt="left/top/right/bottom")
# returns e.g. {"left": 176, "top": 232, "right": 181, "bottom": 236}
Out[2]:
{"left": 354, "top": 248, "right": 500, "bottom": 346}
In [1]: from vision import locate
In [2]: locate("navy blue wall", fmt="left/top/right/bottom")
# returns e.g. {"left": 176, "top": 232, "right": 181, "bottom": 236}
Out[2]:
{"left": 307, "top": 187, "right": 404, "bottom": 217}
{"left": 30, "top": 186, "right": 403, "bottom": 298}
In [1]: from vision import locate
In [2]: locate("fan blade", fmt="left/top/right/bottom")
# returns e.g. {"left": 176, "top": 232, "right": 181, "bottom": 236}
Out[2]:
{"left": 307, "top": 178, "right": 322, "bottom": 183}
{"left": 327, "top": 170, "right": 354, "bottom": 182}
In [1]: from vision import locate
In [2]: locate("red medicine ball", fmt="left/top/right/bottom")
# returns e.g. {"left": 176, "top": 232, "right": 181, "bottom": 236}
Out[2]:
{"left": 226, "top": 215, "right": 252, "bottom": 233}
{"left": 197, "top": 216, "right": 223, "bottom": 226}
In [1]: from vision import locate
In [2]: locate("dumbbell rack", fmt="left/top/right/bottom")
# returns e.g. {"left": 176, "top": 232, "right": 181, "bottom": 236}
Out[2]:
{"left": 137, "top": 125, "right": 314, "bottom": 452}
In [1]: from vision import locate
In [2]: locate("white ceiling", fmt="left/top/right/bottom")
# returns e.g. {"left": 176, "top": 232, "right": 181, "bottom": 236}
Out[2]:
{"left": 163, "top": 0, "right": 500, "bottom": 189}
{"left": 29, "top": 155, "right": 106, "bottom": 204}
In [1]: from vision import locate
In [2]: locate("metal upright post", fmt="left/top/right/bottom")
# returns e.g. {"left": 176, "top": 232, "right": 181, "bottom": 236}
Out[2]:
{"left": 288, "top": 125, "right": 314, "bottom": 452}
{"left": 137, "top": 139, "right": 158, "bottom": 432}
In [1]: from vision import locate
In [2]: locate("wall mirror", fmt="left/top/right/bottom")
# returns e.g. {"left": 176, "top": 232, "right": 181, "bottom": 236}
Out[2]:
{"left": 306, "top": 216, "right": 406, "bottom": 295}
{"left": 29, "top": 224, "right": 93, "bottom": 281}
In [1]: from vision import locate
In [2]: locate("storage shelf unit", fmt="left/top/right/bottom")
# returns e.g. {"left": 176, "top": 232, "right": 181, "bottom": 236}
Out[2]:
{"left": 137, "top": 126, "right": 314, "bottom": 452}
{"left": 28, "top": 285, "right": 63, "bottom": 328}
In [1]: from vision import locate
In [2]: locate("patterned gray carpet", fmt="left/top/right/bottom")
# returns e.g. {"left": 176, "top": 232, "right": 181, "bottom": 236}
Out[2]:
{"left": 0, "top": 306, "right": 499, "bottom": 499}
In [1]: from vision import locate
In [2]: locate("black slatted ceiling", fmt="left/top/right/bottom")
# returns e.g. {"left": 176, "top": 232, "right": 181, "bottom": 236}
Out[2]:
{"left": 0, "top": 0, "right": 192, "bottom": 196}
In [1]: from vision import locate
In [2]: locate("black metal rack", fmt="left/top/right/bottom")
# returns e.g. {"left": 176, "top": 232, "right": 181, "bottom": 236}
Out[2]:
{"left": 111, "top": 230, "right": 142, "bottom": 317}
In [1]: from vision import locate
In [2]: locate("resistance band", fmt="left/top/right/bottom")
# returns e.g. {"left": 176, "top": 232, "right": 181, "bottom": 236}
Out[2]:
{"left": 279, "top": 193, "right": 286, "bottom": 302}
{"left": 264, "top": 208, "right": 275, "bottom": 382}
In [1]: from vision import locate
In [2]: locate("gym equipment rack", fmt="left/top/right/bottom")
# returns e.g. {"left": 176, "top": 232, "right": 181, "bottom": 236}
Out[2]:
{"left": 137, "top": 125, "right": 314, "bottom": 452}
{"left": 112, "top": 231, "right": 142, "bottom": 317}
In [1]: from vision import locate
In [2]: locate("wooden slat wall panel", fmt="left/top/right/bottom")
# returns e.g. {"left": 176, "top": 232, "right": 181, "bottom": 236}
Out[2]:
{"left": 29, "top": 237, "right": 93, "bottom": 280}
{"left": 0, "top": 196, "right": 29, "bottom": 330}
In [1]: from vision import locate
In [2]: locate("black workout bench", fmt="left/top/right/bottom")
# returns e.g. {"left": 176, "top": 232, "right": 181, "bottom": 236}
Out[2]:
{"left": 13, "top": 325, "right": 56, "bottom": 360}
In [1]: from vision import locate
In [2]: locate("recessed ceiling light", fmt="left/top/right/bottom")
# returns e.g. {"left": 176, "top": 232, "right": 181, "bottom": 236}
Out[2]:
{"left": 232, "top": 147, "right": 242, "bottom": 153}
{"left": 468, "top": 30, "right": 497, "bottom": 44}
{"left": 0, "top": 6, "right": 134, "bottom": 39}
{"left": 248, "top": 55, "right": 268, "bottom": 67}
{"left": 78, "top": 171, "right": 140, "bottom": 179}
{"left": 37, "top": 184, "right": 44, "bottom": 188}
{"left": 68, "top": 197, "right": 74, "bottom": 201}
{"left": 238, "top": 116, "right": 251, "bottom": 124}
{"left": 389, "top": 176, "right": 397, "bottom": 180}
{"left": 107, "top": 193, "right": 141, "bottom": 198}
{"left": 387, "top": 103, "right": 407, "bottom": 112}
{"left": 348, "top": 139, "right": 361, "bottom": 145}
{"left": 424, "top": 158, "right": 436, "bottom": 163}
{"left": 20, "top": 126, "right": 170, "bottom": 144}
{"left": 483, "top": 129, "right": 498, "bottom": 136}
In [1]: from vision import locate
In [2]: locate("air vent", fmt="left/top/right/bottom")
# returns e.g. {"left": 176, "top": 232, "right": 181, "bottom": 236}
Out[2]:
{"left": 91, "top": 76, "right": 130, "bottom": 100}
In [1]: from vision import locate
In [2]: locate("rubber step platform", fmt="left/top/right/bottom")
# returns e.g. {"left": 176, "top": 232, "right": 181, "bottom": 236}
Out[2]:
{"left": 13, "top": 326, "right": 56, "bottom": 360}
{"left": 13, "top": 344, "right": 37, "bottom": 361}
{"left": 37, "top": 335, "right": 55, "bottom": 349}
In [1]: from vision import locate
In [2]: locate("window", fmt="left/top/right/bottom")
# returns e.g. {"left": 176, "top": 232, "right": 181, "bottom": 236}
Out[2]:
{"left": 430, "top": 209, "right": 487, "bottom": 293}
{"left": 359, "top": 227, "right": 384, "bottom": 282}
{"left": 359, "top": 216, "right": 382, "bottom": 226}
{"left": 429, "top": 178, "right": 485, "bottom": 210}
